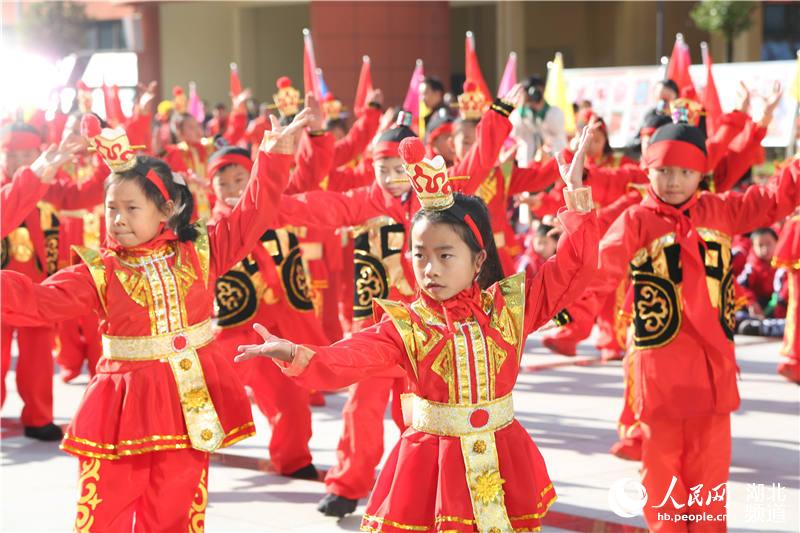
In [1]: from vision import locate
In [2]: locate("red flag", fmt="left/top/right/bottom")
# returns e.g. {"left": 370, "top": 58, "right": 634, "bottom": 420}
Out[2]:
{"left": 465, "top": 31, "right": 491, "bottom": 102}
{"left": 303, "top": 28, "right": 322, "bottom": 100}
{"left": 353, "top": 55, "right": 373, "bottom": 117}
{"left": 230, "top": 62, "right": 242, "bottom": 96}
{"left": 102, "top": 82, "right": 126, "bottom": 127}
{"left": 666, "top": 33, "right": 696, "bottom": 96}
{"left": 701, "top": 42, "right": 722, "bottom": 136}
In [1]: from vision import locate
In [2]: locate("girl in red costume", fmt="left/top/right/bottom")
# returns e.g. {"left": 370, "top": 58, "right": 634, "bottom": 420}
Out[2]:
{"left": 0, "top": 111, "right": 307, "bottom": 531}
{"left": 237, "top": 129, "right": 600, "bottom": 532}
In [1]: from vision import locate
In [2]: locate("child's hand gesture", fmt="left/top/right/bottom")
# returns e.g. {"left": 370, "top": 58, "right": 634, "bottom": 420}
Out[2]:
{"left": 734, "top": 81, "right": 750, "bottom": 114}
{"left": 138, "top": 81, "right": 159, "bottom": 115}
{"left": 232, "top": 88, "right": 252, "bottom": 113}
{"left": 758, "top": 81, "right": 782, "bottom": 128}
{"left": 501, "top": 83, "right": 525, "bottom": 108}
{"left": 263, "top": 107, "right": 311, "bottom": 155}
{"left": 235, "top": 323, "right": 294, "bottom": 363}
{"left": 305, "top": 92, "right": 325, "bottom": 131}
{"left": 556, "top": 123, "right": 598, "bottom": 190}
{"left": 30, "top": 142, "right": 83, "bottom": 184}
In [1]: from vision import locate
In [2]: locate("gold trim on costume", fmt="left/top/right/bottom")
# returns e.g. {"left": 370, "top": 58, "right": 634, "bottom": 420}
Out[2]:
{"left": 374, "top": 299, "right": 419, "bottom": 379}
{"left": 461, "top": 431, "right": 514, "bottom": 532}
{"left": 410, "top": 393, "right": 514, "bottom": 437}
{"left": 563, "top": 186, "right": 593, "bottom": 213}
{"left": 75, "top": 458, "right": 103, "bottom": 533}
{"left": 72, "top": 246, "right": 108, "bottom": 312}
{"left": 102, "top": 319, "right": 214, "bottom": 360}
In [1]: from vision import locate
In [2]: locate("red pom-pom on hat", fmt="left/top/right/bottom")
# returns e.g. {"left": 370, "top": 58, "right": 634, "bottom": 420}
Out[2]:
{"left": 398, "top": 137, "right": 426, "bottom": 165}
{"left": 277, "top": 76, "right": 292, "bottom": 89}
{"left": 80, "top": 114, "right": 102, "bottom": 139}
{"left": 463, "top": 80, "right": 477, "bottom": 93}
{"left": 172, "top": 86, "right": 184, "bottom": 96}
{"left": 324, "top": 93, "right": 336, "bottom": 102}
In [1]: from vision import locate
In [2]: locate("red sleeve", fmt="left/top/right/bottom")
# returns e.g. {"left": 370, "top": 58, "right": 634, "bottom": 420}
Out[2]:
{"left": 597, "top": 189, "right": 644, "bottom": 234}
{"left": 452, "top": 107, "right": 513, "bottom": 195}
{"left": 44, "top": 161, "right": 110, "bottom": 211}
{"left": 327, "top": 159, "right": 376, "bottom": 192}
{"left": 1, "top": 168, "right": 50, "bottom": 237}
{"left": 276, "top": 187, "right": 379, "bottom": 228}
{"left": 722, "top": 160, "right": 800, "bottom": 235}
{"left": 705, "top": 110, "right": 747, "bottom": 172}
{"left": 712, "top": 122, "right": 767, "bottom": 193}
{"left": 585, "top": 165, "right": 648, "bottom": 207}
{"left": 124, "top": 112, "right": 153, "bottom": 152}
{"left": 523, "top": 208, "right": 599, "bottom": 334}
{"left": 285, "top": 131, "right": 335, "bottom": 194}
{"left": 208, "top": 151, "right": 292, "bottom": 275}
{"left": 278, "top": 314, "right": 406, "bottom": 390}
{"left": 0, "top": 265, "right": 101, "bottom": 327}
{"left": 332, "top": 106, "right": 381, "bottom": 168}
{"left": 222, "top": 111, "right": 248, "bottom": 146}
{"left": 561, "top": 207, "right": 642, "bottom": 329}
{"left": 507, "top": 158, "right": 560, "bottom": 196}
{"left": 162, "top": 146, "right": 189, "bottom": 173}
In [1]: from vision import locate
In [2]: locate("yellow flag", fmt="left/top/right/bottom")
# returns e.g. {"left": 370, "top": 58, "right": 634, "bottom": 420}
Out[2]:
{"left": 791, "top": 50, "right": 800, "bottom": 103}
{"left": 543, "top": 52, "right": 576, "bottom": 134}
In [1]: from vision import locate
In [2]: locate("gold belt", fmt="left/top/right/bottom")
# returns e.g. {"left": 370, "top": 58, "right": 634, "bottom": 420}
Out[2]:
{"left": 493, "top": 232, "right": 506, "bottom": 248}
{"left": 101, "top": 319, "right": 224, "bottom": 453}
{"left": 410, "top": 393, "right": 514, "bottom": 437}
{"left": 102, "top": 319, "right": 214, "bottom": 360}
{"left": 410, "top": 393, "right": 516, "bottom": 532}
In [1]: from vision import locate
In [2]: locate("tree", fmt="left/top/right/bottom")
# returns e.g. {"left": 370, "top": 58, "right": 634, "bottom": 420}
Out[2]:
{"left": 17, "top": 2, "right": 88, "bottom": 60}
{"left": 690, "top": 0, "right": 755, "bottom": 62}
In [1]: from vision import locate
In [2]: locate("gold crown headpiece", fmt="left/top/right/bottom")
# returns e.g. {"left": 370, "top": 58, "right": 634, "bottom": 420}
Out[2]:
{"left": 273, "top": 76, "right": 301, "bottom": 118}
{"left": 398, "top": 137, "right": 454, "bottom": 210}
{"left": 456, "top": 80, "right": 487, "bottom": 120}
{"left": 80, "top": 114, "right": 144, "bottom": 173}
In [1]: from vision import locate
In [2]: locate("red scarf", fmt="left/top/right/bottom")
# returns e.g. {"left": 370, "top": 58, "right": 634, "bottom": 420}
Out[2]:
{"left": 421, "top": 282, "right": 488, "bottom": 333}
{"left": 641, "top": 186, "right": 737, "bottom": 408}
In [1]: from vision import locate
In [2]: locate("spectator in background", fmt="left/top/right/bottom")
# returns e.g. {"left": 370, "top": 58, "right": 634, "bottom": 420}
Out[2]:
{"left": 420, "top": 77, "right": 447, "bottom": 128}
{"left": 510, "top": 75, "right": 567, "bottom": 167}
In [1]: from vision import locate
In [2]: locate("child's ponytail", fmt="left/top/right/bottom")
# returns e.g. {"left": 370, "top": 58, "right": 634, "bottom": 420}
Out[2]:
{"left": 169, "top": 180, "right": 198, "bottom": 242}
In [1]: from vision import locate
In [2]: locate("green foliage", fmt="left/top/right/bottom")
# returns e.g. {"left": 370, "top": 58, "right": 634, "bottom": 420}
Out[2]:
{"left": 690, "top": 1, "right": 755, "bottom": 41}
{"left": 17, "top": 1, "right": 88, "bottom": 59}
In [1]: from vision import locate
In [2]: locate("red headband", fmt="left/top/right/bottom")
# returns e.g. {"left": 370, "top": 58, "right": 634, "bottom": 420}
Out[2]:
{"left": 0, "top": 131, "right": 41, "bottom": 151}
{"left": 427, "top": 123, "right": 453, "bottom": 145}
{"left": 146, "top": 169, "right": 170, "bottom": 201}
{"left": 643, "top": 139, "right": 707, "bottom": 173}
{"left": 463, "top": 214, "right": 484, "bottom": 249}
{"left": 373, "top": 141, "right": 401, "bottom": 160}
{"left": 207, "top": 153, "right": 253, "bottom": 178}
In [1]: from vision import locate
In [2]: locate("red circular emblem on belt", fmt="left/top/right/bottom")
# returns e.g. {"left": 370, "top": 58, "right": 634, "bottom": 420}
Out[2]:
{"left": 469, "top": 408, "right": 489, "bottom": 428}
{"left": 172, "top": 334, "right": 188, "bottom": 352}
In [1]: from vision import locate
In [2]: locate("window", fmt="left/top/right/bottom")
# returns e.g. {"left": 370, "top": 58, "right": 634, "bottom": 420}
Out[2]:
{"left": 762, "top": 2, "right": 800, "bottom": 60}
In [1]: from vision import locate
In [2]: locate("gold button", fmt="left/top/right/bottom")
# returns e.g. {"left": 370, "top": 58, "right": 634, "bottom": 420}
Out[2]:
{"left": 201, "top": 429, "right": 213, "bottom": 441}
{"left": 489, "top": 528, "right": 501, "bottom": 533}
{"left": 473, "top": 439, "right": 487, "bottom": 454}
{"left": 180, "top": 358, "right": 192, "bottom": 371}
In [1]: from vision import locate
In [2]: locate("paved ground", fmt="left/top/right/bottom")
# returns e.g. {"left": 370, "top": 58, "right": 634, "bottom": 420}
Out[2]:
{"left": 1, "top": 331, "right": 798, "bottom": 532}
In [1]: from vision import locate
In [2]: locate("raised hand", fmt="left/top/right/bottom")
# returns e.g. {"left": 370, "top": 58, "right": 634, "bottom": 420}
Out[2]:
{"left": 759, "top": 81, "right": 782, "bottom": 128}
{"left": 235, "top": 323, "right": 294, "bottom": 363}
{"left": 555, "top": 123, "right": 599, "bottom": 190}
{"left": 502, "top": 83, "right": 525, "bottom": 108}
{"left": 138, "top": 81, "right": 159, "bottom": 115}
{"left": 262, "top": 107, "right": 312, "bottom": 154}
{"left": 30, "top": 143, "right": 82, "bottom": 184}
{"left": 366, "top": 88, "right": 384, "bottom": 108}
{"left": 232, "top": 88, "right": 252, "bottom": 113}
{"left": 305, "top": 92, "right": 324, "bottom": 131}
{"left": 734, "top": 81, "right": 750, "bottom": 114}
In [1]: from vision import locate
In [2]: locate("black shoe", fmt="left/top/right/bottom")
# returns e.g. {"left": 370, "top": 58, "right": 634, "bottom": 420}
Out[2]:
{"left": 24, "top": 423, "right": 64, "bottom": 442}
{"left": 287, "top": 463, "right": 319, "bottom": 480}
{"left": 737, "top": 319, "right": 762, "bottom": 336}
{"left": 317, "top": 493, "right": 358, "bottom": 517}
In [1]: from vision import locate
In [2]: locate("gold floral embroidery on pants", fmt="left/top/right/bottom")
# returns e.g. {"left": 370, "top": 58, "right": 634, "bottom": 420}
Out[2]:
{"left": 75, "top": 458, "right": 103, "bottom": 533}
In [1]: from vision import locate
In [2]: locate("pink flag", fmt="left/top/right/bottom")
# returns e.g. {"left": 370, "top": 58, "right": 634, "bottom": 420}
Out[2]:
{"left": 303, "top": 28, "right": 322, "bottom": 100}
{"left": 497, "top": 51, "right": 517, "bottom": 98}
{"left": 188, "top": 82, "right": 205, "bottom": 123}
{"left": 403, "top": 59, "right": 425, "bottom": 119}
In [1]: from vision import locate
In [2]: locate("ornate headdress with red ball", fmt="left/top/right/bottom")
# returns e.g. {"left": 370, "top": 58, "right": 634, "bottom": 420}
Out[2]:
{"left": 81, "top": 114, "right": 170, "bottom": 200}
{"left": 273, "top": 76, "right": 301, "bottom": 118}
{"left": 456, "top": 81, "right": 487, "bottom": 121}
{"left": 399, "top": 136, "right": 484, "bottom": 247}
{"left": 322, "top": 93, "right": 344, "bottom": 120}
{"left": 172, "top": 86, "right": 188, "bottom": 114}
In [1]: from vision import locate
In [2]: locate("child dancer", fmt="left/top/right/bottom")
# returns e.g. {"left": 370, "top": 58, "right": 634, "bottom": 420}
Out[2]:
{"left": 238, "top": 129, "right": 600, "bottom": 532}
{"left": 0, "top": 111, "right": 307, "bottom": 530}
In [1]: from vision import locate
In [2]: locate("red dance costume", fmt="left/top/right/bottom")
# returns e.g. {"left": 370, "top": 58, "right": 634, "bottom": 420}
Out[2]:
{"left": 556, "top": 158, "right": 799, "bottom": 531}
{"left": 0, "top": 146, "right": 292, "bottom": 531}
{"left": 275, "top": 200, "right": 598, "bottom": 532}
{"left": 774, "top": 212, "right": 800, "bottom": 383}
